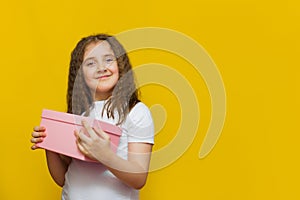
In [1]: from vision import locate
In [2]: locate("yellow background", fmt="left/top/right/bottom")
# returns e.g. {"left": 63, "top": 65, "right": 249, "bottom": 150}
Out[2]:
{"left": 1, "top": 0, "right": 299, "bottom": 199}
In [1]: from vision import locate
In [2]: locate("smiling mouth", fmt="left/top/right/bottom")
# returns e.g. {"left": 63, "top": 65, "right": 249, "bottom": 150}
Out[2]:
{"left": 97, "top": 75, "right": 110, "bottom": 79}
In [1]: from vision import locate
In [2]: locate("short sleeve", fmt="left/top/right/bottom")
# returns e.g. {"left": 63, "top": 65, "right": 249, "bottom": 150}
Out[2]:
{"left": 125, "top": 102, "right": 154, "bottom": 144}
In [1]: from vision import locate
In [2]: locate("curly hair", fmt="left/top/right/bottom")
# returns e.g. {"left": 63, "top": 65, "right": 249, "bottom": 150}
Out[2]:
{"left": 67, "top": 34, "right": 139, "bottom": 125}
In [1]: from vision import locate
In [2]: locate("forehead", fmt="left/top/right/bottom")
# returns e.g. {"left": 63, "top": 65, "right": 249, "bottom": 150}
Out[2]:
{"left": 84, "top": 40, "right": 114, "bottom": 59}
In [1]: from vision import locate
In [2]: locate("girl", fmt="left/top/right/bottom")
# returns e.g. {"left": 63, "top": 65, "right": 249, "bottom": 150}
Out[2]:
{"left": 31, "top": 34, "right": 154, "bottom": 200}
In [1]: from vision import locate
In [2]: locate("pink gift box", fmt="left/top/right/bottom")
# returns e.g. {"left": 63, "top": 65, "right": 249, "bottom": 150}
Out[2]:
{"left": 36, "top": 109, "right": 122, "bottom": 162}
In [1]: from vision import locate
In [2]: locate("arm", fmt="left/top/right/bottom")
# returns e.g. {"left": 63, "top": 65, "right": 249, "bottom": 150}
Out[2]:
{"left": 75, "top": 121, "right": 153, "bottom": 189}
{"left": 103, "top": 143, "right": 152, "bottom": 189}
{"left": 31, "top": 126, "right": 71, "bottom": 187}
{"left": 45, "top": 151, "right": 71, "bottom": 187}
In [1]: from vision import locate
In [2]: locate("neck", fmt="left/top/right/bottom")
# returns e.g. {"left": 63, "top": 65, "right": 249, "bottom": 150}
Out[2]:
{"left": 94, "top": 92, "right": 111, "bottom": 101}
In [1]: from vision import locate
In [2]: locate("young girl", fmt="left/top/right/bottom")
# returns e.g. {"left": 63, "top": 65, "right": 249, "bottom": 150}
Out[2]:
{"left": 31, "top": 34, "right": 154, "bottom": 200}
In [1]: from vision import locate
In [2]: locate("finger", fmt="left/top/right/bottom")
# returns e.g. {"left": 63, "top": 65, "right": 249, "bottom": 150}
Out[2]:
{"left": 30, "top": 137, "right": 44, "bottom": 144}
{"left": 32, "top": 131, "right": 46, "bottom": 138}
{"left": 77, "top": 128, "right": 91, "bottom": 143}
{"left": 76, "top": 140, "right": 88, "bottom": 155}
{"left": 81, "top": 120, "right": 97, "bottom": 139}
{"left": 31, "top": 144, "right": 42, "bottom": 150}
{"left": 94, "top": 126, "right": 110, "bottom": 141}
{"left": 74, "top": 129, "right": 80, "bottom": 139}
{"left": 33, "top": 126, "right": 46, "bottom": 132}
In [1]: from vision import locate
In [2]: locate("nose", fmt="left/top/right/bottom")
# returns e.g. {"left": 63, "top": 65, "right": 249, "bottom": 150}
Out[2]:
{"left": 96, "top": 63, "right": 107, "bottom": 72}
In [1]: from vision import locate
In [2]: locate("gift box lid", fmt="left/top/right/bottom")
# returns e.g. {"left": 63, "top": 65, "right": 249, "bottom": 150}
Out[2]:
{"left": 37, "top": 109, "right": 122, "bottom": 162}
{"left": 41, "top": 109, "right": 121, "bottom": 136}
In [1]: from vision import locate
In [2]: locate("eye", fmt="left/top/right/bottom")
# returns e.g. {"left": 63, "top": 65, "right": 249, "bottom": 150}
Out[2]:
{"left": 84, "top": 60, "right": 97, "bottom": 67}
{"left": 104, "top": 56, "right": 115, "bottom": 64}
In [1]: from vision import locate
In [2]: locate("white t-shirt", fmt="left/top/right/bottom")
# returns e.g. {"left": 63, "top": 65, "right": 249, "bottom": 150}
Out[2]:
{"left": 62, "top": 101, "right": 154, "bottom": 200}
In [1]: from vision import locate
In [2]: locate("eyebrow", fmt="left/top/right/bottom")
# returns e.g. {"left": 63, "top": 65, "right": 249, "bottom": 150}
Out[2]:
{"left": 84, "top": 54, "right": 115, "bottom": 60}
{"left": 83, "top": 57, "right": 96, "bottom": 62}
{"left": 103, "top": 53, "right": 115, "bottom": 57}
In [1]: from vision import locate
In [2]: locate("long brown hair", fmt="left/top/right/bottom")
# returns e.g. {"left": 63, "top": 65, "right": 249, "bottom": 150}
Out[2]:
{"left": 67, "top": 34, "right": 139, "bottom": 124}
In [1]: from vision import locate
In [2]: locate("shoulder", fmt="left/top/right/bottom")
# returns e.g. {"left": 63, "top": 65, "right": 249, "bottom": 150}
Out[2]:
{"left": 125, "top": 102, "right": 154, "bottom": 143}
{"left": 128, "top": 102, "right": 153, "bottom": 125}
{"left": 130, "top": 102, "right": 151, "bottom": 115}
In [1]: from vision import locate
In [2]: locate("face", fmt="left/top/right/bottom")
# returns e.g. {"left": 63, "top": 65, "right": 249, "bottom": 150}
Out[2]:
{"left": 82, "top": 40, "right": 119, "bottom": 100}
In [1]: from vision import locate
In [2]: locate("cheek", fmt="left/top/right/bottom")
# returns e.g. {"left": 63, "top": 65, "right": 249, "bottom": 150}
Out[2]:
{"left": 112, "top": 64, "right": 119, "bottom": 78}
{"left": 83, "top": 69, "right": 97, "bottom": 87}
{"left": 83, "top": 67, "right": 94, "bottom": 80}
{"left": 115, "top": 70, "right": 119, "bottom": 79}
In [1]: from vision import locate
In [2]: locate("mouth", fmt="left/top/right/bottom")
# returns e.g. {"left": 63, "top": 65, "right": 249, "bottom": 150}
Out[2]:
{"left": 97, "top": 75, "right": 110, "bottom": 79}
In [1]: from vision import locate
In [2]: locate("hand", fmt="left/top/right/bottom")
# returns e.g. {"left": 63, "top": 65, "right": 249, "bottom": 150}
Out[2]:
{"left": 31, "top": 126, "right": 47, "bottom": 150}
{"left": 74, "top": 120, "right": 113, "bottom": 162}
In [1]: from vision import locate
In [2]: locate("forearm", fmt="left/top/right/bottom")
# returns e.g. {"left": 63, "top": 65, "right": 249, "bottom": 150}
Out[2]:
{"left": 45, "top": 150, "right": 70, "bottom": 187}
{"left": 102, "top": 152, "right": 149, "bottom": 190}
{"left": 75, "top": 122, "right": 153, "bottom": 189}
